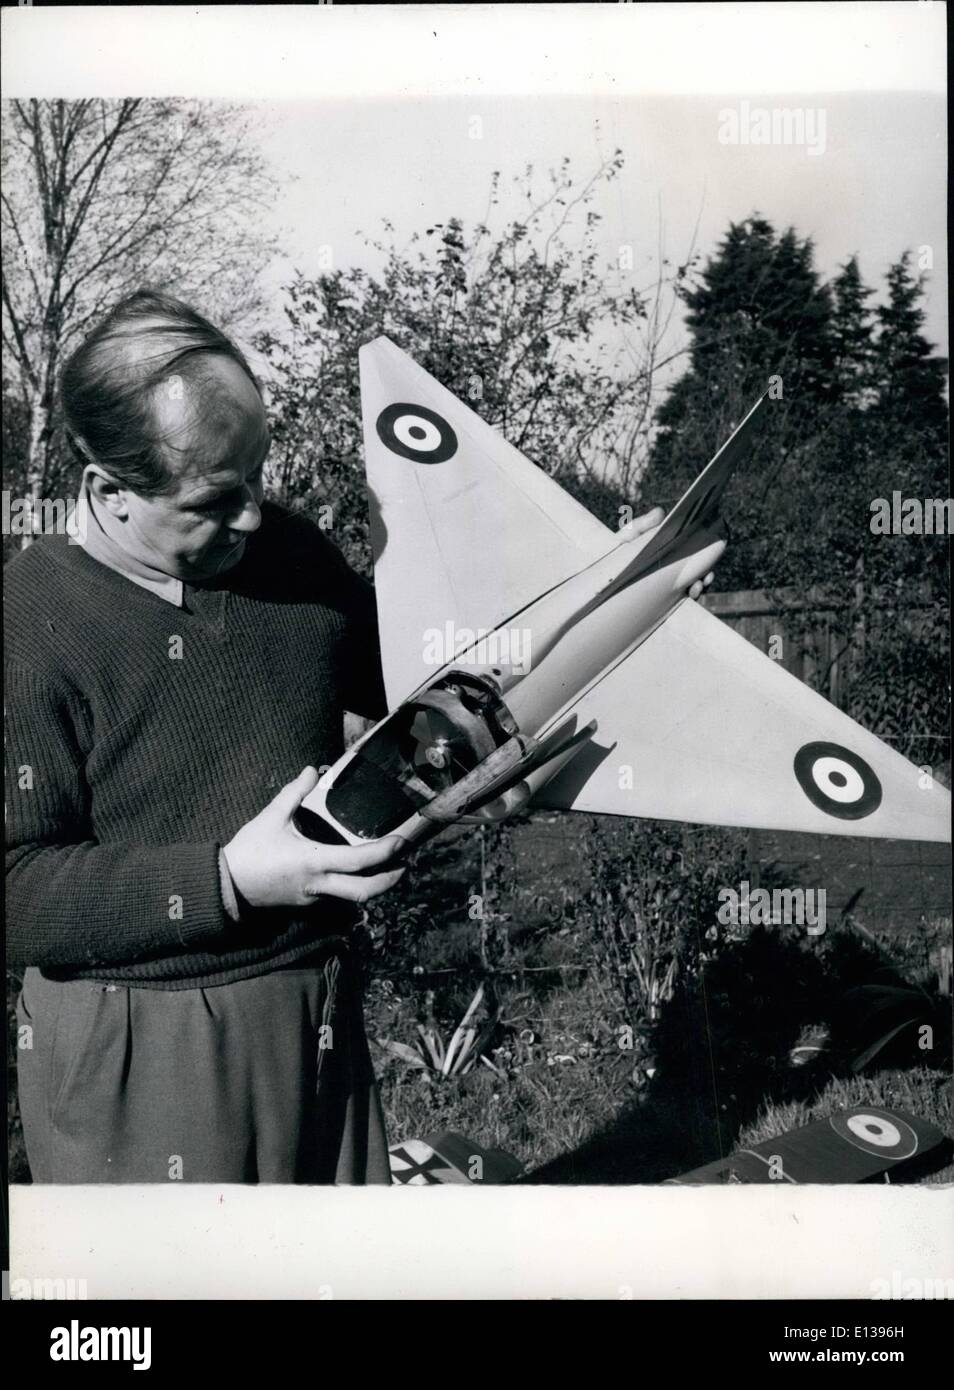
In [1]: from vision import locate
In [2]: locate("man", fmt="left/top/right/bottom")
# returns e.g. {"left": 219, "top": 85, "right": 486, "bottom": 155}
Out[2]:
{"left": 6, "top": 289, "right": 404, "bottom": 1184}
{"left": 7, "top": 288, "right": 708, "bottom": 1186}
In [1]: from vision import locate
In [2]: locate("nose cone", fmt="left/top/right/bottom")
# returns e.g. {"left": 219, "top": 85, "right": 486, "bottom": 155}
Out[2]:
{"left": 673, "top": 536, "right": 726, "bottom": 592}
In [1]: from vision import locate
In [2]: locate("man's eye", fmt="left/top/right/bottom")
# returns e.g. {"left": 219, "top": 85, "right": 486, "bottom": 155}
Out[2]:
{"left": 192, "top": 469, "right": 264, "bottom": 515}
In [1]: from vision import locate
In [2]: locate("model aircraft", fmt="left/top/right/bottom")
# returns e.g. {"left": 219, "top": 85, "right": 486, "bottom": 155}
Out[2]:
{"left": 665, "top": 1106, "right": 951, "bottom": 1184}
{"left": 388, "top": 1107, "right": 950, "bottom": 1185}
{"left": 295, "top": 337, "right": 951, "bottom": 849}
{"left": 389, "top": 1131, "right": 523, "bottom": 1185}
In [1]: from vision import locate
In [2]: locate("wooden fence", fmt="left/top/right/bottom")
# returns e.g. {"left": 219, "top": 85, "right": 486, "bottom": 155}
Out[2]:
{"left": 503, "top": 584, "right": 939, "bottom": 927}
{"left": 699, "top": 583, "right": 941, "bottom": 711}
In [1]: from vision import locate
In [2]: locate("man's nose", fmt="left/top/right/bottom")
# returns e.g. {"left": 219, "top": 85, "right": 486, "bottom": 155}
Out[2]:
{"left": 228, "top": 492, "right": 262, "bottom": 534}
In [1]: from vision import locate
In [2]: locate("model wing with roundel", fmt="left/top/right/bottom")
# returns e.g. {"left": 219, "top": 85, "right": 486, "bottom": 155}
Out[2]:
{"left": 360, "top": 337, "right": 614, "bottom": 706}
{"left": 666, "top": 1107, "right": 950, "bottom": 1184}
{"left": 537, "top": 597, "right": 951, "bottom": 842}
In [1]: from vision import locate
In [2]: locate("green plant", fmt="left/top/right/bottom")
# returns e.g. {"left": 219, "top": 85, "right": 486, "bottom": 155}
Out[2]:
{"left": 578, "top": 817, "right": 748, "bottom": 1025}
{"left": 377, "top": 984, "right": 502, "bottom": 1079}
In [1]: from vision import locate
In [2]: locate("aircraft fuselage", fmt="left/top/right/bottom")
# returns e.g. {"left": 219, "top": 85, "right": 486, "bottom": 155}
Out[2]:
{"left": 297, "top": 526, "right": 727, "bottom": 846}
{"left": 465, "top": 526, "right": 728, "bottom": 740}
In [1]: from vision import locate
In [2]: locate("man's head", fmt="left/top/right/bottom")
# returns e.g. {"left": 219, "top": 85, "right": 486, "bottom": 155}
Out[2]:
{"left": 61, "top": 290, "right": 269, "bottom": 581}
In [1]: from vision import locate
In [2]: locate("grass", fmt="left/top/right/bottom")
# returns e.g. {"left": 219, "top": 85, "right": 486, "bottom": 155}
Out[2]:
{"left": 363, "top": 817, "right": 952, "bottom": 1184}
{"left": 368, "top": 969, "right": 644, "bottom": 1172}
{"left": 366, "top": 981, "right": 953, "bottom": 1184}
{"left": 7, "top": 815, "right": 952, "bottom": 1186}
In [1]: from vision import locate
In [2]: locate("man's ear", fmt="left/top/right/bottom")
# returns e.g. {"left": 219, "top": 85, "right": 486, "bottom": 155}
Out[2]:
{"left": 84, "top": 465, "right": 129, "bottom": 519}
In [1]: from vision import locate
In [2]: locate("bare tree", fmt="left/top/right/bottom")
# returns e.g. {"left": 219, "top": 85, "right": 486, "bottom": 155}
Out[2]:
{"left": 2, "top": 98, "right": 278, "bottom": 511}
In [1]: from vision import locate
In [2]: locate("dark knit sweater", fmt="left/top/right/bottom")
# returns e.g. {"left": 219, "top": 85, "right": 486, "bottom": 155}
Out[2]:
{"left": 4, "top": 501, "right": 388, "bottom": 988}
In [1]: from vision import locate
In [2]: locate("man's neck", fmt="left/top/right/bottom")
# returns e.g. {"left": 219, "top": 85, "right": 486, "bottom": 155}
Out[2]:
{"left": 80, "top": 484, "right": 184, "bottom": 607}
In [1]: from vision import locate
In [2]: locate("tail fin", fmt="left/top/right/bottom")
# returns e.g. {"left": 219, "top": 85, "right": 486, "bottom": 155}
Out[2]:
{"left": 619, "top": 392, "right": 769, "bottom": 583}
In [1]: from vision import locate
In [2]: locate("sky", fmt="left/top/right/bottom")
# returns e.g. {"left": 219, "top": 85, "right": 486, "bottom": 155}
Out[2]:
{"left": 4, "top": 2, "right": 949, "bottom": 380}
{"left": 251, "top": 87, "right": 947, "bottom": 385}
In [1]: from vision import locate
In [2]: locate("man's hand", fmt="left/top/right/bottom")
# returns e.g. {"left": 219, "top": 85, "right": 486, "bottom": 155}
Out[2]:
{"left": 627, "top": 504, "right": 715, "bottom": 599}
{"left": 223, "top": 767, "right": 406, "bottom": 909}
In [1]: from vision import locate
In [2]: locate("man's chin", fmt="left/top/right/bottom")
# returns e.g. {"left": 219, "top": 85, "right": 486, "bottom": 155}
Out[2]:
{"left": 188, "top": 536, "right": 247, "bottom": 579}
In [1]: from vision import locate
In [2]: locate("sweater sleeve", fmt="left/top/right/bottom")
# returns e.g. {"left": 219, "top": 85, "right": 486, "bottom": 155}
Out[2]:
{"left": 5, "top": 659, "right": 233, "bottom": 972}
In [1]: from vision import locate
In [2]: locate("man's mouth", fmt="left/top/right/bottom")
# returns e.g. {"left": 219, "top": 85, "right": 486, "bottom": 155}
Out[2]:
{"left": 199, "top": 534, "right": 247, "bottom": 575}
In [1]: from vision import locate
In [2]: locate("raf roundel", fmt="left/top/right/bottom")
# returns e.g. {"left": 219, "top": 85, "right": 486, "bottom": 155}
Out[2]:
{"left": 829, "top": 1110, "right": 918, "bottom": 1160}
{"left": 793, "top": 741, "right": 882, "bottom": 820}
{"left": 376, "top": 403, "right": 458, "bottom": 464}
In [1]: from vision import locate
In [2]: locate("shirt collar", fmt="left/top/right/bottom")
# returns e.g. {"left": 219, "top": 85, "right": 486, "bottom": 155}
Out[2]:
{"left": 77, "top": 483, "right": 185, "bottom": 608}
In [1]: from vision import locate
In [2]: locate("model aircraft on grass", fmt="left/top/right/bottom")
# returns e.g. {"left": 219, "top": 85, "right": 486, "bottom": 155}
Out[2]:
{"left": 389, "top": 1131, "right": 523, "bottom": 1185}
{"left": 665, "top": 1106, "right": 950, "bottom": 1184}
{"left": 389, "top": 1107, "right": 951, "bottom": 1185}
{"left": 295, "top": 337, "right": 950, "bottom": 851}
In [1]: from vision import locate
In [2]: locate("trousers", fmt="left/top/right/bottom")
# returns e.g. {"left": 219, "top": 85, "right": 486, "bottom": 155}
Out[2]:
{"left": 16, "top": 947, "right": 392, "bottom": 1184}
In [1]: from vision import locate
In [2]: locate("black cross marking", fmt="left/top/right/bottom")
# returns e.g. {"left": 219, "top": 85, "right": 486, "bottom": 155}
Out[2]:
{"left": 389, "top": 1146, "right": 452, "bottom": 1184}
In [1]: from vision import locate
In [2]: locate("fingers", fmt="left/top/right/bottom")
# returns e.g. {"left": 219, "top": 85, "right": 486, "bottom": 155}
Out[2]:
{"left": 629, "top": 505, "right": 665, "bottom": 535}
{"left": 312, "top": 867, "right": 406, "bottom": 904}
{"left": 271, "top": 765, "right": 322, "bottom": 819}
{"left": 314, "top": 836, "right": 408, "bottom": 873}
